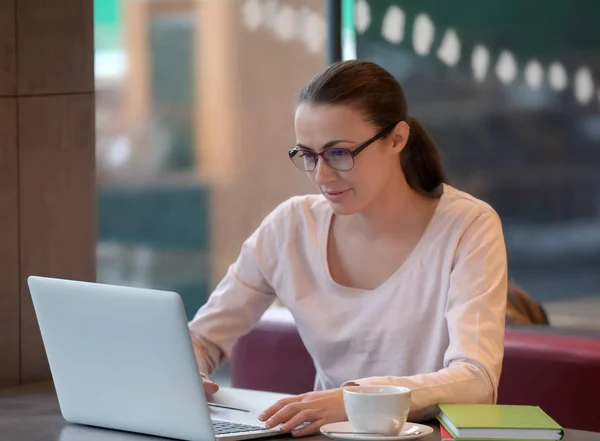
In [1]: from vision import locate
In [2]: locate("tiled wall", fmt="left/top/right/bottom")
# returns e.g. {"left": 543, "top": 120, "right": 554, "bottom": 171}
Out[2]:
{"left": 0, "top": 0, "right": 96, "bottom": 387}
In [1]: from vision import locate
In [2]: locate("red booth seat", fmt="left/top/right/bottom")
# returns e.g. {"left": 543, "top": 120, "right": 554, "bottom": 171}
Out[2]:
{"left": 498, "top": 330, "right": 600, "bottom": 432}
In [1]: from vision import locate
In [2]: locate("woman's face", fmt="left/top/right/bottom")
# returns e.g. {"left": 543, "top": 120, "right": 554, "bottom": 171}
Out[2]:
{"left": 293, "top": 103, "right": 409, "bottom": 215}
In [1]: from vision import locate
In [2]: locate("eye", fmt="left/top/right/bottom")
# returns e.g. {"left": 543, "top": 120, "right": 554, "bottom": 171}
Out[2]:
{"left": 290, "top": 149, "right": 312, "bottom": 159}
{"left": 326, "top": 149, "right": 349, "bottom": 158}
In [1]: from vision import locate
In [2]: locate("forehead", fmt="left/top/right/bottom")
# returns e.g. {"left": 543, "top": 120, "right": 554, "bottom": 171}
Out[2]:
{"left": 294, "top": 103, "right": 373, "bottom": 142}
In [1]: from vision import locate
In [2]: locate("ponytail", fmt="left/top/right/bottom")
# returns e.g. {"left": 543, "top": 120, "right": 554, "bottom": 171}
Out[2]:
{"left": 400, "top": 117, "right": 448, "bottom": 196}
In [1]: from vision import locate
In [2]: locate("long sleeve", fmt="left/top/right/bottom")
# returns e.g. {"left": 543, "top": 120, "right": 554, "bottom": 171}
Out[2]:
{"left": 345, "top": 210, "right": 508, "bottom": 421}
{"left": 188, "top": 200, "right": 291, "bottom": 376}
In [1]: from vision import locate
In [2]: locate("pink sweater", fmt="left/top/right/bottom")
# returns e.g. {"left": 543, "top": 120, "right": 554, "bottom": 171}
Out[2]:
{"left": 189, "top": 184, "right": 508, "bottom": 420}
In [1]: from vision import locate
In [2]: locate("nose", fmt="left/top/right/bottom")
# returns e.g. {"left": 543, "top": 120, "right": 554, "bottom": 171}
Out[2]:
{"left": 312, "top": 157, "right": 337, "bottom": 185}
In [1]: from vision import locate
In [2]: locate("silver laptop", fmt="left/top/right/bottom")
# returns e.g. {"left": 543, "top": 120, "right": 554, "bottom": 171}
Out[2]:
{"left": 28, "top": 276, "right": 282, "bottom": 441}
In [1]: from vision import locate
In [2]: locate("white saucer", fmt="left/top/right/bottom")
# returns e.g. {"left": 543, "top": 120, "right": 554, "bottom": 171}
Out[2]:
{"left": 320, "top": 421, "right": 433, "bottom": 440}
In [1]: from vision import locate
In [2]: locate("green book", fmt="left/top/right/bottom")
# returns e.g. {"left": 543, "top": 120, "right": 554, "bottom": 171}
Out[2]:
{"left": 436, "top": 404, "right": 564, "bottom": 440}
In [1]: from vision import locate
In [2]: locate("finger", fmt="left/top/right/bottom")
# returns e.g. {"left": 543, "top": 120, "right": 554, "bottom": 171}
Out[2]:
{"left": 279, "top": 409, "right": 317, "bottom": 433}
{"left": 291, "top": 419, "right": 325, "bottom": 437}
{"left": 264, "top": 401, "right": 305, "bottom": 428}
{"left": 259, "top": 396, "right": 299, "bottom": 422}
{"left": 203, "top": 379, "right": 219, "bottom": 395}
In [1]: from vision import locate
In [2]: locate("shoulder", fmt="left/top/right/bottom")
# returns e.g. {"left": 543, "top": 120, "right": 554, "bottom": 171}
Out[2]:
{"left": 438, "top": 184, "right": 502, "bottom": 231}
{"left": 430, "top": 184, "right": 505, "bottom": 260}
{"left": 262, "top": 193, "right": 330, "bottom": 230}
{"left": 248, "top": 194, "right": 329, "bottom": 250}
{"left": 436, "top": 185, "right": 506, "bottom": 270}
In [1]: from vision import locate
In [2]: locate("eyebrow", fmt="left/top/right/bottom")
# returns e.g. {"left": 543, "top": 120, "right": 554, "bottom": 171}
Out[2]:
{"left": 295, "top": 139, "right": 354, "bottom": 151}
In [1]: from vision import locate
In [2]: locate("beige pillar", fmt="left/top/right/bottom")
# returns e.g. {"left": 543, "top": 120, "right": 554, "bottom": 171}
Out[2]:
{"left": 195, "top": 0, "right": 327, "bottom": 286}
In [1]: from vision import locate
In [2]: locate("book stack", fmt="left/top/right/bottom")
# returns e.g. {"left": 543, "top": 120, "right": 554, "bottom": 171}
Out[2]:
{"left": 436, "top": 404, "right": 564, "bottom": 440}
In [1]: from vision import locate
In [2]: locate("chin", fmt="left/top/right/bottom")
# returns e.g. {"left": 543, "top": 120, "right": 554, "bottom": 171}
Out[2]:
{"left": 326, "top": 200, "right": 362, "bottom": 216}
{"left": 322, "top": 190, "right": 365, "bottom": 215}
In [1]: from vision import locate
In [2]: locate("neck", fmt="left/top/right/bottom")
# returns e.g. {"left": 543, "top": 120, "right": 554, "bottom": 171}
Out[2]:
{"left": 349, "top": 176, "right": 439, "bottom": 240}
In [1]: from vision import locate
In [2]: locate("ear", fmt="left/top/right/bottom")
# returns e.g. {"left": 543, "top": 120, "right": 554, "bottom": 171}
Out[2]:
{"left": 390, "top": 121, "right": 410, "bottom": 154}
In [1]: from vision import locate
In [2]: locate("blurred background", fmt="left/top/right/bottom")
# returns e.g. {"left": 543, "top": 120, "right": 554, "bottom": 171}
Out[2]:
{"left": 95, "top": 0, "right": 322, "bottom": 319}
{"left": 94, "top": 0, "right": 600, "bottom": 383}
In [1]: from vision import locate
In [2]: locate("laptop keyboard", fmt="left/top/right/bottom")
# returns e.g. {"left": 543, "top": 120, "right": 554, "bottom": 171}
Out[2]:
{"left": 212, "top": 420, "right": 267, "bottom": 435}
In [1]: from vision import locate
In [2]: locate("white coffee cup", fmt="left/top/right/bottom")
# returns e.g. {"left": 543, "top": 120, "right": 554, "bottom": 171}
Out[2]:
{"left": 343, "top": 386, "right": 411, "bottom": 436}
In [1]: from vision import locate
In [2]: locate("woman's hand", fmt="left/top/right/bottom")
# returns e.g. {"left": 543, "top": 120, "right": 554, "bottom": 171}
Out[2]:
{"left": 257, "top": 388, "right": 348, "bottom": 437}
{"left": 200, "top": 372, "right": 219, "bottom": 395}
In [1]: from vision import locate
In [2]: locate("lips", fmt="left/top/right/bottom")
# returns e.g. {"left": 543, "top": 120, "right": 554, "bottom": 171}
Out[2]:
{"left": 322, "top": 189, "right": 351, "bottom": 201}
{"left": 323, "top": 189, "right": 349, "bottom": 196}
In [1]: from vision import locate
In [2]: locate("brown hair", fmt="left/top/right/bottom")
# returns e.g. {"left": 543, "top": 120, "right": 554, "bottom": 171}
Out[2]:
{"left": 297, "top": 60, "right": 448, "bottom": 195}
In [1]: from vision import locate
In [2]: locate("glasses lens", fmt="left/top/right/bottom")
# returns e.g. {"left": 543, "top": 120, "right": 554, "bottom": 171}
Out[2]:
{"left": 290, "top": 150, "right": 317, "bottom": 171}
{"left": 323, "top": 149, "right": 353, "bottom": 171}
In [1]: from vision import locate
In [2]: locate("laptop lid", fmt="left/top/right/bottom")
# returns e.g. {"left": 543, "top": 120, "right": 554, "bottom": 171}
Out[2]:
{"left": 28, "top": 276, "right": 215, "bottom": 441}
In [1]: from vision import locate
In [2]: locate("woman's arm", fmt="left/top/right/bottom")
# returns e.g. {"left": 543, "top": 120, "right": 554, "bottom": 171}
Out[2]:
{"left": 188, "top": 267, "right": 276, "bottom": 376}
{"left": 343, "top": 209, "right": 508, "bottom": 421}
{"left": 188, "top": 199, "right": 291, "bottom": 376}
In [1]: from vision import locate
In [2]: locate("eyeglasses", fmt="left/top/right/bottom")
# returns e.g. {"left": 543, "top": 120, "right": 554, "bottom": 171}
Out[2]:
{"left": 288, "top": 123, "right": 397, "bottom": 172}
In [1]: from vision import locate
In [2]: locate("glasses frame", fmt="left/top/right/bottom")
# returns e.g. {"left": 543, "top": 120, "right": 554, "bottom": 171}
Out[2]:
{"left": 288, "top": 123, "right": 398, "bottom": 172}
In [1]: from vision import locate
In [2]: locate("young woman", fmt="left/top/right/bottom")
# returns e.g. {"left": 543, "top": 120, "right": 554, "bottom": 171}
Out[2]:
{"left": 188, "top": 60, "right": 507, "bottom": 436}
